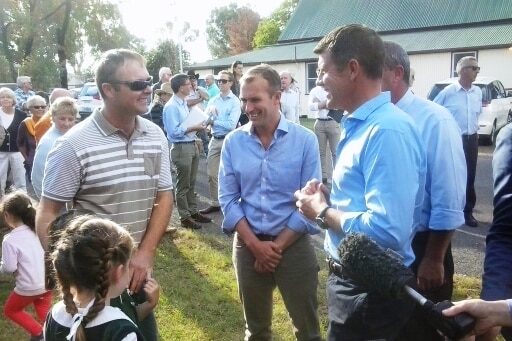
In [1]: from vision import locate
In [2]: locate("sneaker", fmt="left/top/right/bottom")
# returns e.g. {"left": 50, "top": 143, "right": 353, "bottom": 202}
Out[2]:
{"left": 181, "top": 218, "right": 202, "bottom": 229}
{"left": 191, "top": 212, "right": 212, "bottom": 223}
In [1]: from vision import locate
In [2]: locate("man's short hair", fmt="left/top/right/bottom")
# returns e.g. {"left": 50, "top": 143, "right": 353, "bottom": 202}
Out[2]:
{"left": 205, "top": 74, "right": 215, "bottom": 81}
{"left": 314, "top": 24, "right": 384, "bottom": 80}
{"left": 240, "top": 64, "right": 280, "bottom": 97}
{"left": 456, "top": 56, "right": 478, "bottom": 74}
{"left": 49, "top": 88, "right": 72, "bottom": 104}
{"left": 95, "top": 49, "right": 146, "bottom": 98}
{"left": 49, "top": 96, "right": 79, "bottom": 119}
{"left": 170, "top": 73, "right": 190, "bottom": 94}
{"left": 17, "top": 76, "right": 31, "bottom": 87}
{"left": 217, "top": 70, "right": 233, "bottom": 82}
{"left": 383, "top": 41, "right": 411, "bottom": 86}
{"left": 159, "top": 67, "right": 172, "bottom": 80}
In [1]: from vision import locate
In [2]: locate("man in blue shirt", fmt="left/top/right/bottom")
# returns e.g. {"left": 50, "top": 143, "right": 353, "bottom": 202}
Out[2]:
{"left": 14, "top": 76, "right": 35, "bottom": 112}
{"left": 434, "top": 56, "right": 482, "bottom": 227}
{"left": 295, "top": 25, "right": 426, "bottom": 340}
{"left": 382, "top": 40, "right": 466, "bottom": 341}
{"left": 219, "top": 64, "right": 322, "bottom": 340}
{"left": 163, "top": 73, "right": 211, "bottom": 229}
{"left": 200, "top": 71, "right": 241, "bottom": 215}
{"left": 480, "top": 124, "right": 512, "bottom": 340}
{"left": 204, "top": 74, "right": 220, "bottom": 107}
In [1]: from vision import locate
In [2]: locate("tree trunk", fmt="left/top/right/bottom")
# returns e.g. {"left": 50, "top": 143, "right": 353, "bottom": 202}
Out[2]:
{"left": 56, "top": 0, "right": 72, "bottom": 88}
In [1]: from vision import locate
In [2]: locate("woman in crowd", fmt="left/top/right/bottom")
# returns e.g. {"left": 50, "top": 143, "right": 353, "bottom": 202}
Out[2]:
{"left": 31, "top": 97, "right": 79, "bottom": 199}
{"left": 279, "top": 71, "right": 300, "bottom": 124}
{"left": 230, "top": 60, "right": 247, "bottom": 126}
{"left": 0, "top": 87, "right": 27, "bottom": 196}
{"left": 17, "top": 95, "right": 46, "bottom": 178}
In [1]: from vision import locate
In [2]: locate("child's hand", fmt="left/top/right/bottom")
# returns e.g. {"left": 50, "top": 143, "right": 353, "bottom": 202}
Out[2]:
{"left": 143, "top": 277, "right": 160, "bottom": 308}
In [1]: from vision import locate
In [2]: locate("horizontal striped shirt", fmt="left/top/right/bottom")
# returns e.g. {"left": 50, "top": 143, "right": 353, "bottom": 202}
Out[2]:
{"left": 42, "top": 109, "right": 173, "bottom": 242}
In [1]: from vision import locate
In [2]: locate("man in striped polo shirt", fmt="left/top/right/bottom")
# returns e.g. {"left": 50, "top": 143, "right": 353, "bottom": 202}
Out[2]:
{"left": 35, "top": 49, "right": 173, "bottom": 341}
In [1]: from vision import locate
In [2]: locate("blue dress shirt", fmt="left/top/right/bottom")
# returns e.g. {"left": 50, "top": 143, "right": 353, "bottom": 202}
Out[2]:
{"left": 397, "top": 90, "right": 465, "bottom": 232}
{"left": 481, "top": 124, "right": 512, "bottom": 301}
{"left": 162, "top": 95, "right": 197, "bottom": 143}
{"left": 31, "top": 126, "right": 62, "bottom": 199}
{"left": 219, "top": 115, "right": 321, "bottom": 236}
{"left": 325, "top": 92, "right": 426, "bottom": 266}
{"left": 433, "top": 82, "right": 482, "bottom": 135}
{"left": 206, "top": 91, "right": 241, "bottom": 137}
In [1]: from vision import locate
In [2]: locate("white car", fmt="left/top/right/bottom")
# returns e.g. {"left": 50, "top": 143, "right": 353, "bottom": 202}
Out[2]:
{"left": 77, "top": 82, "right": 103, "bottom": 120}
{"left": 427, "top": 77, "right": 512, "bottom": 145}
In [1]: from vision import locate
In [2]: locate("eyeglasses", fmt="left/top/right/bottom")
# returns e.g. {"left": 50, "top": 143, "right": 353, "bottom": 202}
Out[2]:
{"left": 111, "top": 77, "right": 153, "bottom": 91}
{"left": 31, "top": 105, "right": 46, "bottom": 109}
{"left": 464, "top": 66, "right": 480, "bottom": 72}
{"left": 217, "top": 79, "right": 231, "bottom": 84}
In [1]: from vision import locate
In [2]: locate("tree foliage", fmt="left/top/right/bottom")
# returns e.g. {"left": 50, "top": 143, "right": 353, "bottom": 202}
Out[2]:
{"left": 252, "top": 0, "right": 299, "bottom": 49}
{"left": 206, "top": 3, "right": 260, "bottom": 59}
{"left": 145, "top": 40, "right": 184, "bottom": 81}
{"left": 0, "top": 0, "right": 139, "bottom": 90}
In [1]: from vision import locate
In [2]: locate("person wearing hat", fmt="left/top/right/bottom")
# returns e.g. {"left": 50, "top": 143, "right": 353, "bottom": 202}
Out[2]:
{"left": 185, "top": 70, "right": 210, "bottom": 156}
{"left": 144, "top": 82, "right": 173, "bottom": 131}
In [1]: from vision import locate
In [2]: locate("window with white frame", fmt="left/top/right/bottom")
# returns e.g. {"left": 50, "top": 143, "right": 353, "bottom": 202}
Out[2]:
{"left": 451, "top": 51, "right": 478, "bottom": 77}
{"left": 305, "top": 62, "right": 318, "bottom": 94}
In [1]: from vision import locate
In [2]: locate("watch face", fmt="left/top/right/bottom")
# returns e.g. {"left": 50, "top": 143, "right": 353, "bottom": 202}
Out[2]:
{"left": 316, "top": 217, "right": 328, "bottom": 229}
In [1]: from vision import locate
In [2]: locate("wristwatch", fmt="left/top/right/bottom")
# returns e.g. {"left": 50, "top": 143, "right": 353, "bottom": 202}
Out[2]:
{"left": 315, "top": 206, "right": 331, "bottom": 229}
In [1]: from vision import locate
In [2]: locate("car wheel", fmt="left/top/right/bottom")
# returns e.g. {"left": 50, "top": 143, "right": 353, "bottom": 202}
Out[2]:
{"left": 480, "top": 121, "right": 497, "bottom": 146}
{"left": 508, "top": 111, "right": 512, "bottom": 124}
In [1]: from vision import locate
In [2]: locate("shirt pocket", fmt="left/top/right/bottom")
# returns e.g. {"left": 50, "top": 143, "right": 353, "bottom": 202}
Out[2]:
{"left": 143, "top": 153, "right": 161, "bottom": 178}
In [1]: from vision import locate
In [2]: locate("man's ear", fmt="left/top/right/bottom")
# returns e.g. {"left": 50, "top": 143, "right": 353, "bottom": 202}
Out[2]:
{"left": 101, "top": 83, "right": 115, "bottom": 99}
{"left": 347, "top": 59, "right": 360, "bottom": 80}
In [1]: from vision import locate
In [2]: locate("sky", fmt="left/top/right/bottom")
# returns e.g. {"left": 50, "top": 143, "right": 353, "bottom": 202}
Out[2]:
{"left": 117, "top": 0, "right": 284, "bottom": 63}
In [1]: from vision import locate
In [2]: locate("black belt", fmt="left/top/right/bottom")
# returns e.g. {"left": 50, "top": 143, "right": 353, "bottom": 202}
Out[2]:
{"left": 317, "top": 118, "right": 332, "bottom": 121}
{"left": 255, "top": 234, "right": 278, "bottom": 241}
{"left": 173, "top": 141, "right": 196, "bottom": 144}
{"left": 213, "top": 135, "right": 226, "bottom": 140}
{"left": 327, "top": 258, "right": 344, "bottom": 277}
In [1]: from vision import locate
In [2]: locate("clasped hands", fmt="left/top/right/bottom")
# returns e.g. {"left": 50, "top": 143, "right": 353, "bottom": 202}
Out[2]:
{"left": 294, "top": 179, "right": 330, "bottom": 221}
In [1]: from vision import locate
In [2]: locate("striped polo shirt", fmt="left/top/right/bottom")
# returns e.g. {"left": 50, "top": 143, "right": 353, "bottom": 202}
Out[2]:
{"left": 42, "top": 109, "right": 173, "bottom": 243}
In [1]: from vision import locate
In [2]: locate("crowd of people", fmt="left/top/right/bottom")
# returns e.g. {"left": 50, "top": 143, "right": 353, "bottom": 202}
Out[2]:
{"left": 0, "top": 23, "right": 511, "bottom": 341}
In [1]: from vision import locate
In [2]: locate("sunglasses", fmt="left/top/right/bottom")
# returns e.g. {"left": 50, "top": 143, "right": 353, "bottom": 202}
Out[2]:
{"left": 464, "top": 66, "right": 480, "bottom": 72}
{"left": 31, "top": 105, "right": 46, "bottom": 109}
{"left": 111, "top": 76, "right": 153, "bottom": 91}
{"left": 217, "top": 79, "right": 231, "bottom": 84}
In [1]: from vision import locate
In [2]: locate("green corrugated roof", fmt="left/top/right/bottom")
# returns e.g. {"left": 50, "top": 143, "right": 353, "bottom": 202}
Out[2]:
{"left": 280, "top": 0, "right": 512, "bottom": 41}
{"left": 190, "top": 23, "right": 512, "bottom": 69}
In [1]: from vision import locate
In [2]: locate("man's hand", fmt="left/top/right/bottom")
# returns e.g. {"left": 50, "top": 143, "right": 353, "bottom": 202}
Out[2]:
{"left": 294, "top": 179, "right": 329, "bottom": 220}
{"left": 417, "top": 258, "right": 445, "bottom": 291}
{"left": 129, "top": 248, "right": 153, "bottom": 294}
{"left": 251, "top": 241, "right": 282, "bottom": 273}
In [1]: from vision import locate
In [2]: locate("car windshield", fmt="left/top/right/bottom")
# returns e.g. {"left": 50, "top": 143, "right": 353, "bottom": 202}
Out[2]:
{"left": 80, "top": 85, "right": 98, "bottom": 97}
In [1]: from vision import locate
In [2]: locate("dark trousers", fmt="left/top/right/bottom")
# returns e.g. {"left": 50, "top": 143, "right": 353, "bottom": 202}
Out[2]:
{"left": 326, "top": 272, "right": 416, "bottom": 341}
{"left": 462, "top": 133, "right": 478, "bottom": 213}
{"left": 399, "top": 231, "right": 454, "bottom": 341}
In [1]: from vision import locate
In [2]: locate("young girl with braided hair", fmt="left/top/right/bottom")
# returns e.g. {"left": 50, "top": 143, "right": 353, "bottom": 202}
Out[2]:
{"left": 0, "top": 190, "right": 51, "bottom": 341}
{"left": 44, "top": 215, "right": 158, "bottom": 341}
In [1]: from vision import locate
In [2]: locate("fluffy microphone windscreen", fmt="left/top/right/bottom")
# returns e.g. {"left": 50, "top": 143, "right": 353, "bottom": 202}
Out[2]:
{"left": 337, "top": 232, "right": 415, "bottom": 298}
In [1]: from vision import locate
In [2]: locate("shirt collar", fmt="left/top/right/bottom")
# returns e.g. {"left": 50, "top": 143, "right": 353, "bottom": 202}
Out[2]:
{"left": 92, "top": 109, "right": 146, "bottom": 137}
{"left": 396, "top": 89, "right": 415, "bottom": 109}
{"left": 348, "top": 91, "right": 391, "bottom": 122}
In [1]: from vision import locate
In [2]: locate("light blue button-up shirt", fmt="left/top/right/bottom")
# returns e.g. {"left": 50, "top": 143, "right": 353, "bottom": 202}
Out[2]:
{"left": 397, "top": 90, "right": 465, "bottom": 233}
{"left": 433, "top": 82, "right": 482, "bottom": 135}
{"left": 206, "top": 91, "right": 241, "bottom": 137}
{"left": 162, "top": 95, "right": 197, "bottom": 143}
{"left": 219, "top": 115, "right": 321, "bottom": 236}
{"left": 325, "top": 92, "right": 426, "bottom": 266}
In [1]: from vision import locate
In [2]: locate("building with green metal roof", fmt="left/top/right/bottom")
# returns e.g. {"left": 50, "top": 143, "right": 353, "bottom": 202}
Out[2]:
{"left": 189, "top": 0, "right": 512, "bottom": 117}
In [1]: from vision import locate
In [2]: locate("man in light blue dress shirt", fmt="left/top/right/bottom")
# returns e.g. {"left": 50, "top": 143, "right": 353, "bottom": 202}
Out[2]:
{"left": 382, "top": 41, "right": 466, "bottom": 341}
{"left": 434, "top": 56, "right": 482, "bottom": 227}
{"left": 199, "top": 70, "right": 241, "bottom": 215}
{"left": 219, "top": 64, "right": 322, "bottom": 340}
{"left": 163, "top": 73, "right": 211, "bottom": 229}
{"left": 295, "top": 25, "right": 426, "bottom": 340}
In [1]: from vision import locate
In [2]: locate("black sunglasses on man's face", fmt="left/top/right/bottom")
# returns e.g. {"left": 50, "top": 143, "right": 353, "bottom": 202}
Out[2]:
{"left": 111, "top": 76, "right": 153, "bottom": 91}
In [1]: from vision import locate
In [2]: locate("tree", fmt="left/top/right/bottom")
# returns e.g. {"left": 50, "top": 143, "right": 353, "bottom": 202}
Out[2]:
{"left": 206, "top": 3, "right": 239, "bottom": 59}
{"left": 145, "top": 40, "right": 183, "bottom": 81}
{"left": 252, "top": 0, "right": 299, "bottom": 49}
{"left": 226, "top": 8, "right": 260, "bottom": 55}
{"left": 0, "top": 0, "right": 138, "bottom": 90}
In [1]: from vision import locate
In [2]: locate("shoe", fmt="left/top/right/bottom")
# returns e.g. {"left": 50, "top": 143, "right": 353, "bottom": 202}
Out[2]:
{"left": 181, "top": 218, "right": 202, "bottom": 229}
{"left": 464, "top": 213, "right": 478, "bottom": 227}
{"left": 191, "top": 212, "right": 212, "bottom": 223}
{"left": 165, "top": 226, "right": 177, "bottom": 234}
{"left": 199, "top": 205, "right": 221, "bottom": 214}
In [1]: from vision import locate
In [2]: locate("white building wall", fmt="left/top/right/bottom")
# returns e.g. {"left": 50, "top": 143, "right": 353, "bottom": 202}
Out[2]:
{"left": 479, "top": 48, "right": 512, "bottom": 89}
{"left": 409, "top": 52, "right": 452, "bottom": 99}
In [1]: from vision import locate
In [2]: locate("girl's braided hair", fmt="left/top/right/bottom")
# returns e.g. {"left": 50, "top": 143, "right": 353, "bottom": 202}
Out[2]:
{"left": 51, "top": 215, "right": 134, "bottom": 341}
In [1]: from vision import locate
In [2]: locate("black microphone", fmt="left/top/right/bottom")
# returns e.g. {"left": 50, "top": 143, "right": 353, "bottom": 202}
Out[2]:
{"left": 337, "top": 232, "right": 475, "bottom": 341}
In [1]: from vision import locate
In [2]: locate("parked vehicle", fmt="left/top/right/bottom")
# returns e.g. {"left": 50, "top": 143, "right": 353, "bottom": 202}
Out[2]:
{"left": 0, "top": 83, "right": 17, "bottom": 91}
{"left": 427, "top": 77, "right": 512, "bottom": 145}
{"left": 77, "top": 82, "right": 103, "bottom": 120}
